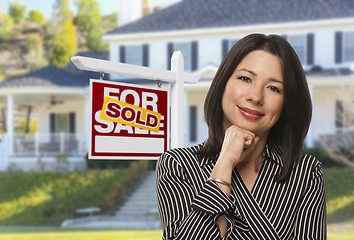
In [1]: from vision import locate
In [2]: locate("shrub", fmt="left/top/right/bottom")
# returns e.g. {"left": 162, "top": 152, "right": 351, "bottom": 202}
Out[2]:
{"left": 303, "top": 147, "right": 352, "bottom": 168}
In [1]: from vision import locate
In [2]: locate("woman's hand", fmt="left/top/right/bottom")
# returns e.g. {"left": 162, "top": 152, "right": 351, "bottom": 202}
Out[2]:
{"left": 219, "top": 125, "right": 259, "bottom": 169}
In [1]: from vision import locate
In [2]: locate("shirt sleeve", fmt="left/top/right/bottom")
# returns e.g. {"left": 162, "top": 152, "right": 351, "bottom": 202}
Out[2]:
{"left": 294, "top": 160, "right": 327, "bottom": 240}
{"left": 155, "top": 151, "right": 236, "bottom": 240}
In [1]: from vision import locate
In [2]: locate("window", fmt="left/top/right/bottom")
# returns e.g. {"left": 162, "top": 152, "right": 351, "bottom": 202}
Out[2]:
{"left": 174, "top": 42, "right": 191, "bottom": 71}
{"left": 119, "top": 44, "right": 149, "bottom": 66}
{"left": 126, "top": 45, "right": 142, "bottom": 65}
{"left": 222, "top": 39, "right": 239, "bottom": 59}
{"left": 56, "top": 113, "right": 69, "bottom": 133}
{"left": 288, "top": 35, "right": 306, "bottom": 63}
{"left": 167, "top": 41, "right": 198, "bottom": 71}
{"left": 50, "top": 112, "right": 75, "bottom": 133}
{"left": 343, "top": 32, "right": 354, "bottom": 62}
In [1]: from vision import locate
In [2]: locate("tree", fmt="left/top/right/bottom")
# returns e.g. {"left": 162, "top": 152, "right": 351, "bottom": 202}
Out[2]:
{"left": 49, "top": 20, "right": 78, "bottom": 68}
{"left": 25, "top": 33, "right": 43, "bottom": 52}
{"left": 9, "top": 1, "right": 26, "bottom": 24}
{"left": 48, "top": 0, "right": 78, "bottom": 68}
{"left": 24, "top": 33, "right": 48, "bottom": 70}
{"left": 0, "top": 9, "right": 14, "bottom": 41}
{"left": 52, "top": 0, "right": 74, "bottom": 24}
{"left": 27, "top": 10, "right": 45, "bottom": 25}
{"left": 74, "top": 0, "right": 108, "bottom": 51}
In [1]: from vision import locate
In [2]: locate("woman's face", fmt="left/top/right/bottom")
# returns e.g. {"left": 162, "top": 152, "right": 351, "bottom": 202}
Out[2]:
{"left": 222, "top": 50, "right": 284, "bottom": 139}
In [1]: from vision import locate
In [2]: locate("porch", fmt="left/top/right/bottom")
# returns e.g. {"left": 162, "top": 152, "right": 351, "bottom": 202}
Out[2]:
{"left": 12, "top": 132, "right": 86, "bottom": 157}
{"left": 0, "top": 132, "right": 87, "bottom": 172}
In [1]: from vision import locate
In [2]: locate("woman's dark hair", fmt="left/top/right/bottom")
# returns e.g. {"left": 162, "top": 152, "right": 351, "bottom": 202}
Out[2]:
{"left": 198, "top": 33, "right": 312, "bottom": 183}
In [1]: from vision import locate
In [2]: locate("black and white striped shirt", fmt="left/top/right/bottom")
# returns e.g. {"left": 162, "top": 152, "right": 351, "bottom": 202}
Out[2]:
{"left": 155, "top": 144, "right": 326, "bottom": 239}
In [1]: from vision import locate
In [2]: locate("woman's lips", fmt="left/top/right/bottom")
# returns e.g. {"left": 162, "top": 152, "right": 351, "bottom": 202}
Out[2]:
{"left": 238, "top": 106, "right": 265, "bottom": 120}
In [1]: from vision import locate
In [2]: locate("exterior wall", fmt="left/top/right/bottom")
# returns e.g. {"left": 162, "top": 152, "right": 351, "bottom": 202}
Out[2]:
{"left": 185, "top": 91, "right": 208, "bottom": 147}
{"left": 107, "top": 19, "right": 354, "bottom": 73}
{"left": 38, "top": 99, "right": 86, "bottom": 136}
{"left": 312, "top": 87, "right": 336, "bottom": 137}
{"left": 311, "top": 85, "right": 354, "bottom": 147}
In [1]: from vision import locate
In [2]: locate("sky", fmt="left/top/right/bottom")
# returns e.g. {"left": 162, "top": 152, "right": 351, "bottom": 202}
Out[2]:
{"left": 0, "top": 0, "right": 181, "bottom": 19}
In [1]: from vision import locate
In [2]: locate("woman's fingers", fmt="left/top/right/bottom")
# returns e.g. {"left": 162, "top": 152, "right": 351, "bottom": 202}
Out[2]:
{"left": 219, "top": 125, "right": 258, "bottom": 167}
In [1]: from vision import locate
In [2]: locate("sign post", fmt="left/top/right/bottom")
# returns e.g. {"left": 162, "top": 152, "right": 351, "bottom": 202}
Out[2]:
{"left": 71, "top": 51, "right": 199, "bottom": 159}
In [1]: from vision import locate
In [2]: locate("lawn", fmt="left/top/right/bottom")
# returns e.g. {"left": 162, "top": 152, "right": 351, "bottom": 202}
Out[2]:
{"left": 0, "top": 228, "right": 162, "bottom": 240}
{"left": 0, "top": 167, "right": 352, "bottom": 239}
{"left": 0, "top": 227, "right": 353, "bottom": 240}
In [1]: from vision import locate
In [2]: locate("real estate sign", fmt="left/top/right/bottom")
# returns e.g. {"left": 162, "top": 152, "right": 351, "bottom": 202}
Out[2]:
{"left": 89, "top": 79, "right": 169, "bottom": 159}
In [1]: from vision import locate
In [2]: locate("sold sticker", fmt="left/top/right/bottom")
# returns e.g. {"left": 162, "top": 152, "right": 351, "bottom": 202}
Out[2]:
{"left": 100, "top": 96, "right": 161, "bottom": 132}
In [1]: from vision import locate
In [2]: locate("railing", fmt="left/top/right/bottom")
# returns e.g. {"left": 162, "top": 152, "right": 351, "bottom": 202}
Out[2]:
{"left": 309, "top": 127, "right": 354, "bottom": 148}
{"left": 12, "top": 133, "right": 86, "bottom": 157}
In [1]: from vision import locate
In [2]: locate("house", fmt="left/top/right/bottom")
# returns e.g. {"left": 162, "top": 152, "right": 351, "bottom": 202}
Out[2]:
{"left": 103, "top": 0, "right": 354, "bottom": 148}
{"left": 0, "top": 51, "right": 109, "bottom": 171}
{"left": 1, "top": 0, "right": 354, "bottom": 171}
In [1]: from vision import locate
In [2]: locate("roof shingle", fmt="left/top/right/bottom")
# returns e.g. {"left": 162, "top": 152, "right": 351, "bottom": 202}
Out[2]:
{"left": 107, "top": 0, "right": 354, "bottom": 35}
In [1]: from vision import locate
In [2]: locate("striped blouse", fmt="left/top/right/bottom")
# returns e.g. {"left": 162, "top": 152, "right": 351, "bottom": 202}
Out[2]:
{"left": 155, "top": 144, "right": 326, "bottom": 239}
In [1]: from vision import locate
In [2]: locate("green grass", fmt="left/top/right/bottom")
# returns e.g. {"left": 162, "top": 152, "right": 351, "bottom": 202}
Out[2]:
{"left": 0, "top": 161, "right": 150, "bottom": 226}
{"left": 325, "top": 168, "right": 354, "bottom": 224}
{"left": 0, "top": 228, "right": 163, "bottom": 240}
{"left": 0, "top": 227, "right": 352, "bottom": 240}
{"left": 0, "top": 167, "right": 352, "bottom": 238}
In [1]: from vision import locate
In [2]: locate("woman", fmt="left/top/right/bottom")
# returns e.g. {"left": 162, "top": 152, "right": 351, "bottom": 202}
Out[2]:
{"left": 156, "top": 34, "right": 326, "bottom": 239}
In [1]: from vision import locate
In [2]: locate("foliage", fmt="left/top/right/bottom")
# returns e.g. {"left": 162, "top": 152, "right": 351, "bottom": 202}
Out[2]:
{"left": 24, "top": 33, "right": 43, "bottom": 52}
{"left": 47, "top": 0, "right": 77, "bottom": 68}
{"left": 27, "top": 10, "right": 45, "bottom": 25}
{"left": 48, "top": 19, "right": 78, "bottom": 68}
{"left": 9, "top": 1, "right": 26, "bottom": 24}
{"left": 15, "top": 117, "right": 38, "bottom": 134}
{"left": 85, "top": 153, "right": 156, "bottom": 170}
{"left": 25, "top": 48, "right": 49, "bottom": 70}
{"left": 74, "top": 0, "right": 108, "bottom": 51}
{"left": 52, "top": 0, "right": 74, "bottom": 24}
{"left": 303, "top": 147, "right": 353, "bottom": 168}
{"left": 0, "top": 161, "right": 150, "bottom": 226}
{"left": 101, "top": 13, "right": 118, "bottom": 31}
{"left": 0, "top": 9, "right": 14, "bottom": 41}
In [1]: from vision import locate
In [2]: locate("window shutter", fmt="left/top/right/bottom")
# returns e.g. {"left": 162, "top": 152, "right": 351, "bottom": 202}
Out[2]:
{"left": 191, "top": 41, "right": 198, "bottom": 71}
{"left": 50, "top": 113, "right": 55, "bottom": 133}
{"left": 119, "top": 45, "right": 126, "bottom": 63}
{"left": 50, "top": 113, "right": 56, "bottom": 142}
{"left": 189, "top": 106, "right": 197, "bottom": 142}
{"left": 335, "top": 31, "right": 343, "bottom": 64}
{"left": 222, "top": 39, "right": 229, "bottom": 60}
{"left": 143, "top": 44, "right": 149, "bottom": 67}
{"left": 167, "top": 42, "right": 174, "bottom": 70}
{"left": 307, "top": 33, "right": 314, "bottom": 65}
{"left": 69, "top": 112, "right": 75, "bottom": 133}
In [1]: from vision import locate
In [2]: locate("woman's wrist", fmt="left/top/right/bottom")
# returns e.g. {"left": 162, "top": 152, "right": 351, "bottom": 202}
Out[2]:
{"left": 207, "top": 177, "right": 232, "bottom": 189}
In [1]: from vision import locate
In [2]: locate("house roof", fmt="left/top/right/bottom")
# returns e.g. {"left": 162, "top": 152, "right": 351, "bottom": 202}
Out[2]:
{"left": 107, "top": 0, "right": 354, "bottom": 35}
{"left": 0, "top": 51, "right": 109, "bottom": 89}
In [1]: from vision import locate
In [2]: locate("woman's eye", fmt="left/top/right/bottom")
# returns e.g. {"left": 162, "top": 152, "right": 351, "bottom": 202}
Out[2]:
{"left": 238, "top": 76, "right": 251, "bottom": 82}
{"left": 268, "top": 86, "right": 281, "bottom": 93}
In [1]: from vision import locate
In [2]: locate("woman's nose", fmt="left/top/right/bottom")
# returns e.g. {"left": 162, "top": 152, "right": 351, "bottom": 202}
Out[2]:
{"left": 246, "top": 85, "right": 264, "bottom": 104}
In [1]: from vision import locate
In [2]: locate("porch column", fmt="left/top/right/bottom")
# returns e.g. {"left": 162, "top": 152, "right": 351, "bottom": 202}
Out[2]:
{"left": 7, "top": 95, "right": 14, "bottom": 155}
{"left": 307, "top": 86, "right": 314, "bottom": 148}
{"left": 184, "top": 91, "right": 190, "bottom": 147}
